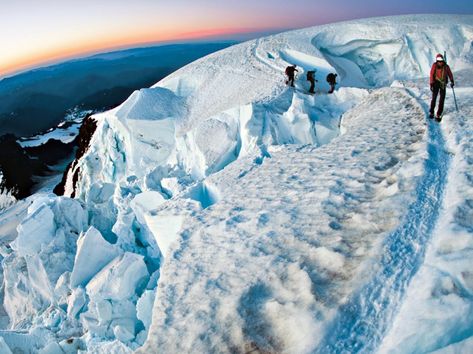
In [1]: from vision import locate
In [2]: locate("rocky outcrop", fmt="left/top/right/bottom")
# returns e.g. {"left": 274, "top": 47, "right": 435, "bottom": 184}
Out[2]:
{"left": 54, "top": 115, "right": 97, "bottom": 197}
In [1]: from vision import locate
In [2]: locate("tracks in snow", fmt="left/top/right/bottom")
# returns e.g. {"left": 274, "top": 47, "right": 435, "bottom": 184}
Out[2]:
{"left": 317, "top": 98, "right": 451, "bottom": 353}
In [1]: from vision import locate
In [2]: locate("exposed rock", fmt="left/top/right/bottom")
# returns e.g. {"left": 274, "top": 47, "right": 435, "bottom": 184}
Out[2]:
{"left": 54, "top": 115, "right": 97, "bottom": 196}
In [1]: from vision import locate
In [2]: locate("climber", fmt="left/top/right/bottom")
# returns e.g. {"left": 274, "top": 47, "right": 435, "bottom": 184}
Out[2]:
{"left": 306, "top": 70, "right": 317, "bottom": 94}
{"left": 429, "top": 53, "right": 454, "bottom": 121}
{"left": 326, "top": 73, "right": 337, "bottom": 94}
{"left": 285, "top": 65, "right": 298, "bottom": 87}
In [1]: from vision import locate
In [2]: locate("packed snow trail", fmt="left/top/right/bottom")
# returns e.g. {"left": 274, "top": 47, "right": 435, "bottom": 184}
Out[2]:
{"left": 379, "top": 70, "right": 473, "bottom": 353}
{"left": 317, "top": 99, "right": 451, "bottom": 353}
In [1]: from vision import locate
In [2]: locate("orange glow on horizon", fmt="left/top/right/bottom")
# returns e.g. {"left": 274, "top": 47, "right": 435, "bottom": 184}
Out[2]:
{"left": 1, "top": 26, "right": 278, "bottom": 78}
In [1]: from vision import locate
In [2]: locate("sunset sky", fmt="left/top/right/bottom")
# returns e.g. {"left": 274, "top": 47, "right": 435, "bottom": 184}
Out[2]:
{"left": 1, "top": 0, "right": 473, "bottom": 78}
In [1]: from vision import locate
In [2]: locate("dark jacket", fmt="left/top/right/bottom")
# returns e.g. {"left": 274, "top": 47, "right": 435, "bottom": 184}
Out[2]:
{"left": 285, "top": 66, "right": 298, "bottom": 76}
{"left": 326, "top": 73, "right": 337, "bottom": 84}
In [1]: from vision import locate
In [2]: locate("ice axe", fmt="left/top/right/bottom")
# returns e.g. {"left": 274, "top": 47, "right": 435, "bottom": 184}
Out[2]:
{"left": 444, "top": 51, "right": 459, "bottom": 112}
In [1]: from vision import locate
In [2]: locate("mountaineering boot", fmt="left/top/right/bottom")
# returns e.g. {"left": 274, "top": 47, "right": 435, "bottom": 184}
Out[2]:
{"left": 435, "top": 115, "right": 442, "bottom": 122}
{"left": 429, "top": 113, "right": 434, "bottom": 119}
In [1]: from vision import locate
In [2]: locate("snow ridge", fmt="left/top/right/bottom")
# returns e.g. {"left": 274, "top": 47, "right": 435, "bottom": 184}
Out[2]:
{"left": 317, "top": 117, "right": 450, "bottom": 353}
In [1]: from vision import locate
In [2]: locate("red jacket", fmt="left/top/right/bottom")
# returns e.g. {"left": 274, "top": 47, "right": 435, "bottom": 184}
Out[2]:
{"left": 430, "top": 63, "right": 454, "bottom": 86}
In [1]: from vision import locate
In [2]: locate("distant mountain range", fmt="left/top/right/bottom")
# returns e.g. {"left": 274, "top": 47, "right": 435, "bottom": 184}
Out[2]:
{"left": 0, "top": 42, "right": 235, "bottom": 137}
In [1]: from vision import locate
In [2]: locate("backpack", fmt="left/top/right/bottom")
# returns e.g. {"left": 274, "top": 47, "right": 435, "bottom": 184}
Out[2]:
{"left": 326, "top": 73, "right": 336, "bottom": 83}
{"left": 306, "top": 71, "right": 315, "bottom": 81}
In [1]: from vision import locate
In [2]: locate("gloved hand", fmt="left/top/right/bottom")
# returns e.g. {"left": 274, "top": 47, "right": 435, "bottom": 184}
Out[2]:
{"left": 450, "top": 82, "right": 455, "bottom": 88}
{"left": 430, "top": 84, "right": 434, "bottom": 92}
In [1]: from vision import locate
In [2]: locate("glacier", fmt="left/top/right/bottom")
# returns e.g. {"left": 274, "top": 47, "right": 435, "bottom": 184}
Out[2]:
{"left": 0, "top": 14, "right": 472, "bottom": 353}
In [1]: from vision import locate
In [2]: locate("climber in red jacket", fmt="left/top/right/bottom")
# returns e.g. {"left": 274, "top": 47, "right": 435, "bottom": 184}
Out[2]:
{"left": 429, "top": 53, "right": 454, "bottom": 120}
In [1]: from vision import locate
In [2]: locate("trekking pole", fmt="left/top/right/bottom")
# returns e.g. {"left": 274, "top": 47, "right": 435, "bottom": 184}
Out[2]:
{"left": 451, "top": 85, "right": 459, "bottom": 112}
{"left": 443, "top": 50, "right": 458, "bottom": 112}
{"left": 444, "top": 51, "right": 459, "bottom": 112}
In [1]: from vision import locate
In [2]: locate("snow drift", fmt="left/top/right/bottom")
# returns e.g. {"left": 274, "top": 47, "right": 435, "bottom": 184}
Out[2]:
{"left": 1, "top": 14, "right": 473, "bottom": 353}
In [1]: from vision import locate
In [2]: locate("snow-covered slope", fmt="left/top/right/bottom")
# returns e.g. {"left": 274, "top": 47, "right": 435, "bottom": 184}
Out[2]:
{"left": 17, "top": 108, "right": 92, "bottom": 148}
{"left": 1, "top": 14, "right": 472, "bottom": 353}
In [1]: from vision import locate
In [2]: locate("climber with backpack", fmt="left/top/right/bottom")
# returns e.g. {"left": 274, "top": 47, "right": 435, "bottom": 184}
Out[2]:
{"left": 306, "top": 69, "right": 317, "bottom": 94}
{"left": 326, "top": 73, "right": 337, "bottom": 94}
{"left": 285, "top": 65, "right": 298, "bottom": 87}
{"left": 429, "top": 53, "right": 454, "bottom": 121}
